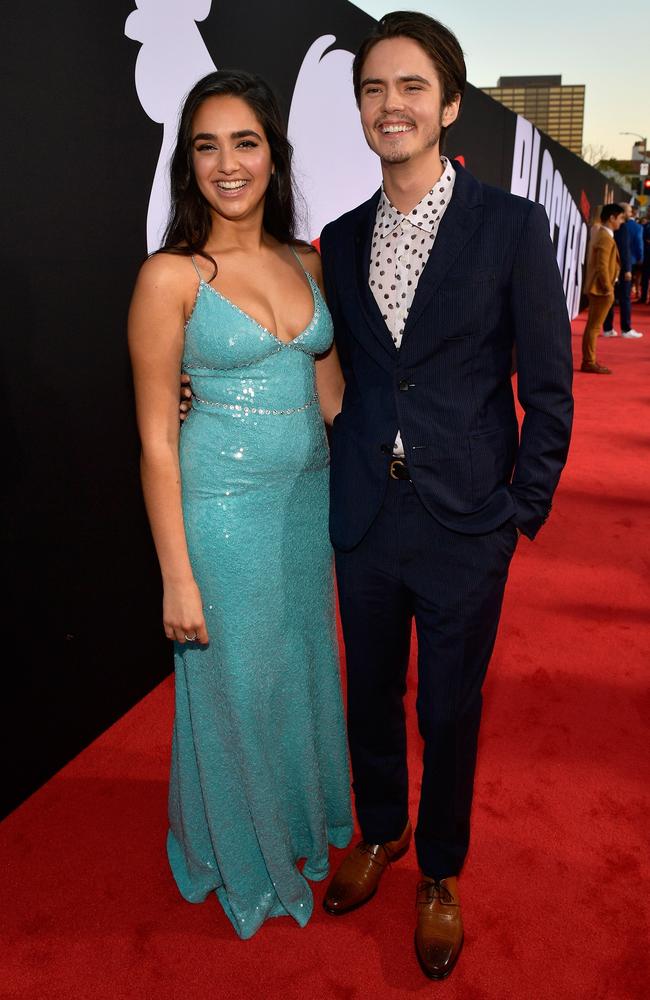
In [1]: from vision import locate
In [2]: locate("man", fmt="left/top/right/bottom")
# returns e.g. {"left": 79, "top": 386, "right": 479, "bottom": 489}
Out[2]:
{"left": 602, "top": 202, "right": 644, "bottom": 339}
{"left": 641, "top": 214, "right": 650, "bottom": 304}
{"left": 627, "top": 207, "right": 644, "bottom": 301}
{"left": 581, "top": 203, "right": 626, "bottom": 374}
{"left": 319, "top": 12, "right": 573, "bottom": 980}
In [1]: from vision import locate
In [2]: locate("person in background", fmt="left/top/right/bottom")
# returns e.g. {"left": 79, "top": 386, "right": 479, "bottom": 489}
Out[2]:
{"left": 582, "top": 203, "right": 626, "bottom": 373}
{"left": 584, "top": 204, "right": 603, "bottom": 300}
{"left": 640, "top": 214, "right": 650, "bottom": 304}
{"left": 627, "top": 207, "right": 644, "bottom": 301}
{"left": 602, "top": 202, "right": 643, "bottom": 339}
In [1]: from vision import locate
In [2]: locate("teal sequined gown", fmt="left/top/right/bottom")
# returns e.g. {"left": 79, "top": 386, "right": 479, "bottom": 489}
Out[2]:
{"left": 167, "top": 255, "right": 353, "bottom": 939}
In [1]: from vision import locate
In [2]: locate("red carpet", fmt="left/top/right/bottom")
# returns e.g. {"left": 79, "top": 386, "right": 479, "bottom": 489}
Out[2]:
{"left": 2, "top": 306, "right": 649, "bottom": 1000}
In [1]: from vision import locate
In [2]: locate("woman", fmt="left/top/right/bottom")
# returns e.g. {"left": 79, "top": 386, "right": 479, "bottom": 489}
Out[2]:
{"left": 128, "top": 70, "right": 353, "bottom": 939}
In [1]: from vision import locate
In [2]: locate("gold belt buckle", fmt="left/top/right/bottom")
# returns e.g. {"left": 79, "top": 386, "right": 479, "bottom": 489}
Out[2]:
{"left": 389, "top": 459, "right": 404, "bottom": 480}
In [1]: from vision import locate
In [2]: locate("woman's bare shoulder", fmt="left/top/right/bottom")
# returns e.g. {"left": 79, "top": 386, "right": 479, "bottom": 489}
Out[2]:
{"left": 138, "top": 251, "right": 196, "bottom": 284}
{"left": 135, "top": 251, "right": 195, "bottom": 293}
{"left": 130, "top": 252, "right": 202, "bottom": 330}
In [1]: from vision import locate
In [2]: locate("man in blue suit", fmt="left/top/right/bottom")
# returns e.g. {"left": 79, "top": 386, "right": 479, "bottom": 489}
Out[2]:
{"left": 602, "top": 202, "right": 644, "bottom": 338}
{"left": 320, "top": 12, "right": 573, "bottom": 979}
{"left": 641, "top": 214, "right": 650, "bottom": 304}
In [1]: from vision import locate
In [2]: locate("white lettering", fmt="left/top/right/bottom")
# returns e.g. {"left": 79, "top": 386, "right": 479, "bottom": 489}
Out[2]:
{"left": 549, "top": 170, "right": 565, "bottom": 252}
{"left": 527, "top": 128, "right": 541, "bottom": 201}
{"left": 510, "top": 116, "right": 586, "bottom": 318}
{"left": 563, "top": 203, "right": 580, "bottom": 300}
{"left": 556, "top": 183, "right": 571, "bottom": 274}
{"left": 538, "top": 150, "right": 554, "bottom": 225}
{"left": 511, "top": 116, "right": 533, "bottom": 198}
{"left": 571, "top": 223, "right": 588, "bottom": 316}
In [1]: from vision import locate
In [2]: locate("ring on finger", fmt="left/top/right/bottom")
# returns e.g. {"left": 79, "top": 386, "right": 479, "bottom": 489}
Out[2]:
{"left": 184, "top": 631, "right": 198, "bottom": 642}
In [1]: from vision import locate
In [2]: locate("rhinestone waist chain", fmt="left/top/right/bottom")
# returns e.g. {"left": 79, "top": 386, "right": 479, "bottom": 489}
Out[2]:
{"left": 191, "top": 391, "right": 319, "bottom": 416}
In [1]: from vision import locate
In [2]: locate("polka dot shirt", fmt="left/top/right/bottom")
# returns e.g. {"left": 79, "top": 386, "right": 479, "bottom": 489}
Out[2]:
{"left": 369, "top": 157, "right": 456, "bottom": 455}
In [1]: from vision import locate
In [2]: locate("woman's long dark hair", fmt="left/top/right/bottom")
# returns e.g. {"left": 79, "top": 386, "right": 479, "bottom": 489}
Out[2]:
{"left": 159, "top": 70, "right": 303, "bottom": 275}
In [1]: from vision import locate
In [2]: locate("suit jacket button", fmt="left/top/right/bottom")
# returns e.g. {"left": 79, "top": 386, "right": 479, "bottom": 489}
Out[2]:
{"left": 399, "top": 378, "right": 409, "bottom": 391}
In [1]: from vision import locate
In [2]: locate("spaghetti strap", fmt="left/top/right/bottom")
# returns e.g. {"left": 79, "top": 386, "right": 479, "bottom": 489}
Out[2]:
{"left": 290, "top": 245, "right": 309, "bottom": 275}
{"left": 190, "top": 255, "right": 203, "bottom": 282}
{"left": 290, "top": 245, "right": 320, "bottom": 294}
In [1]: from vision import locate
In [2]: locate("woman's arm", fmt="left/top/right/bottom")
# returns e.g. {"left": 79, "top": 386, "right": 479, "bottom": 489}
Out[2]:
{"left": 298, "top": 246, "right": 345, "bottom": 425}
{"left": 315, "top": 343, "right": 345, "bottom": 425}
{"left": 128, "top": 255, "right": 208, "bottom": 644}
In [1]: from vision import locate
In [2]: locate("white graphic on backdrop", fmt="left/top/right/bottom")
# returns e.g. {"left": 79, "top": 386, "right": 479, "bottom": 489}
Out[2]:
{"left": 289, "top": 35, "right": 381, "bottom": 240}
{"left": 125, "top": 0, "right": 216, "bottom": 251}
{"left": 126, "top": 11, "right": 379, "bottom": 249}
{"left": 510, "top": 115, "right": 587, "bottom": 319}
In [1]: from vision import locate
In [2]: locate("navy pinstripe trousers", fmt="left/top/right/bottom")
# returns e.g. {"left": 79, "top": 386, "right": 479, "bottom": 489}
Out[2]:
{"left": 335, "top": 475, "right": 519, "bottom": 878}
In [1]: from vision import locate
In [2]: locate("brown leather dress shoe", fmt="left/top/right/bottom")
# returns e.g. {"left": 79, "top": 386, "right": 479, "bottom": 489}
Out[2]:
{"left": 323, "top": 821, "right": 412, "bottom": 915}
{"left": 580, "top": 361, "right": 612, "bottom": 374}
{"left": 414, "top": 876, "right": 464, "bottom": 980}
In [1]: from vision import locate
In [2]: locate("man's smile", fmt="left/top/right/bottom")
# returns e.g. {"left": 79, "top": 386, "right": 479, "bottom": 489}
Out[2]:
{"left": 378, "top": 121, "right": 415, "bottom": 135}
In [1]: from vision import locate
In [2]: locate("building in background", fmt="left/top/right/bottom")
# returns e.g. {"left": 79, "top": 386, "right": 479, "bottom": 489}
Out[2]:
{"left": 597, "top": 141, "right": 650, "bottom": 205}
{"left": 481, "top": 75, "right": 585, "bottom": 156}
{"left": 594, "top": 160, "right": 634, "bottom": 196}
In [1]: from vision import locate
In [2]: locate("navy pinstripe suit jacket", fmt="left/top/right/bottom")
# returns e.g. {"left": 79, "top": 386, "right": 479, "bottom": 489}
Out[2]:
{"left": 320, "top": 161, "right": 574, "bottom": 550}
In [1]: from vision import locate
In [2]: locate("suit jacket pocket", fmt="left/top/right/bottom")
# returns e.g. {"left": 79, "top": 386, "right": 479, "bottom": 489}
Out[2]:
{"left": 409, "top": 438, "right": 473, "bottom": 511}
{"left": 469, "top": 427, "right": 517, "bottom": 507}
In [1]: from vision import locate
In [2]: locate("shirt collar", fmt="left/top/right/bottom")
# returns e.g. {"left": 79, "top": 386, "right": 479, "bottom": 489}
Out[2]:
{"left": 375, "top": 157, "right": 456, "bottom": 238}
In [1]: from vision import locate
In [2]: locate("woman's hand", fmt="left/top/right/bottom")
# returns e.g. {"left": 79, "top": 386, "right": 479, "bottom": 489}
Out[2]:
{"left": 163, "top": 578, "right": 209, "bottom": 644}
{"left": 180, "top": 372, "right": 193, "bottom": 421}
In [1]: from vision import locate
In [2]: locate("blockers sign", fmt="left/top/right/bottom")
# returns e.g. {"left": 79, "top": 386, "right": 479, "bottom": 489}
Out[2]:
{"left": 510, "top": 115, "right": 587, "bottom": 319}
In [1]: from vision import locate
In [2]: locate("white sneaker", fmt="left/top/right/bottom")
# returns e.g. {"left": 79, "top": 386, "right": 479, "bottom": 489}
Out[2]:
{"left": 602, "top": 329, "right": 618, "bottom": 337}
{"left": 621, "top": 329, "right": 644, "bottom": 338}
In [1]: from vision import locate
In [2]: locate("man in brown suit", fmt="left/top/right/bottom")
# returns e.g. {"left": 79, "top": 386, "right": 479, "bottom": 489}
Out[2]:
{"left": 581, "top": 203, "right": 626, "bottom": 374}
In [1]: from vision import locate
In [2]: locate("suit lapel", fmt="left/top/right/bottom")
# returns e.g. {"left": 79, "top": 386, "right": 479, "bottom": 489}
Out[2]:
{"left": 401, "top": 162, "right": 484, "bottom": 340}
{"left": 351, "top": 192, "right": 399, "bottom": 359}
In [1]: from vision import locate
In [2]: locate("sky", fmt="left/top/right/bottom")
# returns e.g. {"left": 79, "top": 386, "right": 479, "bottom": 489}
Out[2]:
{"left": 351, "top": 1, "right": 648, "bottom": 161}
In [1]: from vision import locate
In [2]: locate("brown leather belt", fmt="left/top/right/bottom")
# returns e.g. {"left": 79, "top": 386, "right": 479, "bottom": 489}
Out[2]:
{"left": 389, "top": 459, "right": 411, "bottom": 481}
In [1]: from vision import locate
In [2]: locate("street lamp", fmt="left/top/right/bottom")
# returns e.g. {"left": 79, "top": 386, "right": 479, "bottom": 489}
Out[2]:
{"left": 620, "top": 131, "right": 648, "bottom": 158}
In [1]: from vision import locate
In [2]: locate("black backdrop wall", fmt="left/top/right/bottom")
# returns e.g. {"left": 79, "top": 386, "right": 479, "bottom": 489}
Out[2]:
{"left": 1, "top": 2, "right": 623, "bottom": 819}
{"left": 0, "top": 0, "right": 375, "bottom": 820}
{"left": 2, "top": 2, "right": 167, "bottom": 819}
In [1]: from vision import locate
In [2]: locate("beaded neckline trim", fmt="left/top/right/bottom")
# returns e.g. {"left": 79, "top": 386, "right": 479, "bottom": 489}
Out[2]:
{"left": 184, "top": 273, "right": 321, "bottom": 347}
